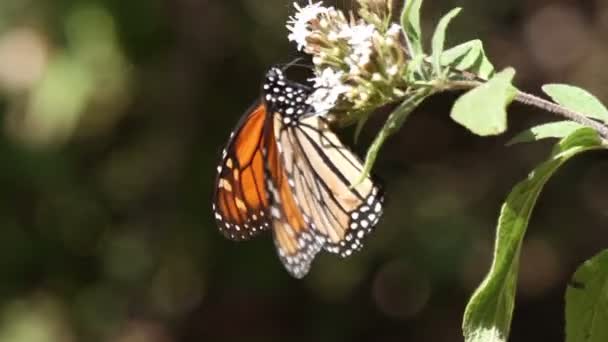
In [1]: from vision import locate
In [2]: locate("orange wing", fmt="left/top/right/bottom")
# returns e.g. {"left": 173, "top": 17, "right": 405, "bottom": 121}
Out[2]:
{"left": 212, "top": 103, "right": 272, "bottom": 240}
{"left": 265, "top": 113, "right": 324, "bottom": 278}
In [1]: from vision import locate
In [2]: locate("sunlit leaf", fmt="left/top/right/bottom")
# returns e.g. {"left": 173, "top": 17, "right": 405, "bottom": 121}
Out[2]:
{"left": 463, "top": 128, "right": 603, "bottom": 342}
{"left": 450, "top": 68, "right": 517, "bottom": 136}
{"left": 431, "top": 7, "right": 462, "bottom": 77}
{"left": 441, "top": 39, "right": 495, "bottom": 80}
{"left": 566, "top": 249, "right": 608, "bottom": 342}
{"left": 358, "top": 90, "right": 430, "bottom": 183}
{"left": 543, "top": 84, "right": 608, "bottom": 123}
{"left": 400, "top": 0, "right": 424, "bottom": 57}
{"left": 353, "top": 114, "right": 370, "bottom": 144}
{"left": 507, "top": 121, "right": 584, "bottom": 146}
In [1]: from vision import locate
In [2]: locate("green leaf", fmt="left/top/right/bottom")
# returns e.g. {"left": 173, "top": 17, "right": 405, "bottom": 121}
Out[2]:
{"left": 566, "top": 249, "right": 608, "bottom": 342}
{"left": 353, "top": 114, "right": 370, "bottom": 144}
{"left": 431, "top": 7, "right": 462, "bottom": 77}
{"left": 543, "top": 84, "right": 608, "bottom": 123}
{"left": 450, "top": 68, "right": 517, "bottom": 136}
{"left": 507, "top": 121, "right": 584, "bottom": 146}
{"left": 463, "top": 128, "right": 602, "bottom": 342}
{"left": 358, "top": 90, "right": 430, "bottom": 183}
{"left": 405, "top": 53, "right": 426, "bottom": 83}
{"left": 400, "top": 0, "right": 424, "bottom": 57}
{"left": 441, "top": 39, "right": 495, "bottom": 80}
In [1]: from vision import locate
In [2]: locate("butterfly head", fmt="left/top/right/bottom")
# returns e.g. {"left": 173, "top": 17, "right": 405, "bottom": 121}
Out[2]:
{"left": 262, "top": 67, "right": 312, "bottom": 119}
{"left": 265, "top": 67, "right": 285, "bottom": 83}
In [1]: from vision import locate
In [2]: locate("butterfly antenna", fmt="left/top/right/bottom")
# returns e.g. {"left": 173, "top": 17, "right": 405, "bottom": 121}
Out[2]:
{"left": 277, "top": 57, "right": 314, "bottom": 72}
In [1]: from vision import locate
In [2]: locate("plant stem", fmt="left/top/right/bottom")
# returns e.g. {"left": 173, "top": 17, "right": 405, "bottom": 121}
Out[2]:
{"left": 514, "top": 91, "right": 608, "bottom": 139}
{"left": 443, "top": 80, "right": 608, "bottom": 139}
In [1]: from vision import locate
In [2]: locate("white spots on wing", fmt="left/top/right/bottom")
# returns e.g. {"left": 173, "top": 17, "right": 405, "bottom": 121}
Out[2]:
{"left": 277, "top": 229, "right": 323, "bottom": 278}
{"left": 325, "top": 190, "right": 384, "bottom": 258}
{"left": 271, "top": 206, "right": 281, "bottom": 218}
{"left": 219, "top": 178, "right": 233, "bottom": 192}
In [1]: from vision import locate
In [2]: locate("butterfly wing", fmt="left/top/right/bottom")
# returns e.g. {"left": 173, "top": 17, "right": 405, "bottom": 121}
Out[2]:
{"left": 261, "top": 67, "right": 384, "bottom": 277}
{"left": 212, "top": 102, "right": 273, "bottom": 240}
{"left": 264, "top": 115, "right": 324, "bottom": 278}
{"left": 274, "top": 113, "right": 384, "bottom": 258}
{"left": 215, "top": 66, "right": 384, "bottom": 278}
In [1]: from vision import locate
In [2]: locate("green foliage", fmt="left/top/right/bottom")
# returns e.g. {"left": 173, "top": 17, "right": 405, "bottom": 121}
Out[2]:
{"left": 359, "top": 89, "right": 430, "bottom": 182}
{"left": 400, "top": 0, "right": 424, "bottom": 57}
{"left": 463, "top": 128, "right": 603, "bottom": 342}
{"left": 507, "top": 121, "right": 584, "bottom": 145}
{"left": 430, "top": 7, "right": 462, "bottom": 77}
{"left": 373, "top": 3, "right": 608, "bottom": 341}
{"left": 543, "top": 84, "right": 608, "bottom": 123}
{"left": 450, "top": 68, "right": 517, "bottom": 136}
{"left": 566, "top": 249, "right": 608, "bottom": 342}
{"left": 440, "top": 39, "right": 495, "bottom": 79}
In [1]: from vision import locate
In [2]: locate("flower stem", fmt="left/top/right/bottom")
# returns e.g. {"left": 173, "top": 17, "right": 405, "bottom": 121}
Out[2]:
{"left": 443, "top": 80, "right": 608, "bottom": 139}
{"left": 514, "top": 91, "right": 608, "bottom": 139}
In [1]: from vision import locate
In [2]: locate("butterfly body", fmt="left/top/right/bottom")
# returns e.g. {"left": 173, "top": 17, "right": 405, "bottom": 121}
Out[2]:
{"left": 213, "top": 67, "right": 383, "bottom": 278}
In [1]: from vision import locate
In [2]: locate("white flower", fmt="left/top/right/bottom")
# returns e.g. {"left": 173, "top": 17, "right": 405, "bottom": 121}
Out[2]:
{"left": 387, "top": 23, "right": 402, "bottom": 37}
{"left": 308, "top": 68, "right": 351, "bottom": 115}
{"left": 287, "top": 1, "right": 330, "bottom": 51}
{"left": 309, "top": 67, "right": 343, "bottom": 88}
{"left": 387, "top": 65, "right": 399, "bottom": 76}
{"left": 344, "top": 24, "right": 376, "bottom": 75}
{"left": 347, "top": 24, "right": 376, "bottom": 49}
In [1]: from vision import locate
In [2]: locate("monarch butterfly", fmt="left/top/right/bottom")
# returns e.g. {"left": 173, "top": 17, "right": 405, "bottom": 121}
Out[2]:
{"left": 212, "top": 66, "right": 383, "bottom": 278}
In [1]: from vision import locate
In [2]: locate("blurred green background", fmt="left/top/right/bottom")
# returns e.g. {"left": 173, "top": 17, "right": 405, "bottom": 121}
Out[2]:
{"left": 0, "top": 0, "right": 607, "bottom": 341}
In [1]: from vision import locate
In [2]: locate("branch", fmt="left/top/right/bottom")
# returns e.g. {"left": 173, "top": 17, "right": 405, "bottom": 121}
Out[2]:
{"left": 514, "top": 91, "right": 608, "bottom": 139}
{"left": 443, "top": 79, "right": 608, "bottom": 140}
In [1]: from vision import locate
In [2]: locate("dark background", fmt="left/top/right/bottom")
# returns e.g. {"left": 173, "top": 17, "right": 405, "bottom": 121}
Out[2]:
{"left": 0, "top": 0, "right": 607, "bottom": 341}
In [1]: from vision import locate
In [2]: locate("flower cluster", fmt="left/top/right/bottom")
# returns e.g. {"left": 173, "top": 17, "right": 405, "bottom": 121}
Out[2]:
{"left": 287, "top": 0, "right": 408, "bottom": 119}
